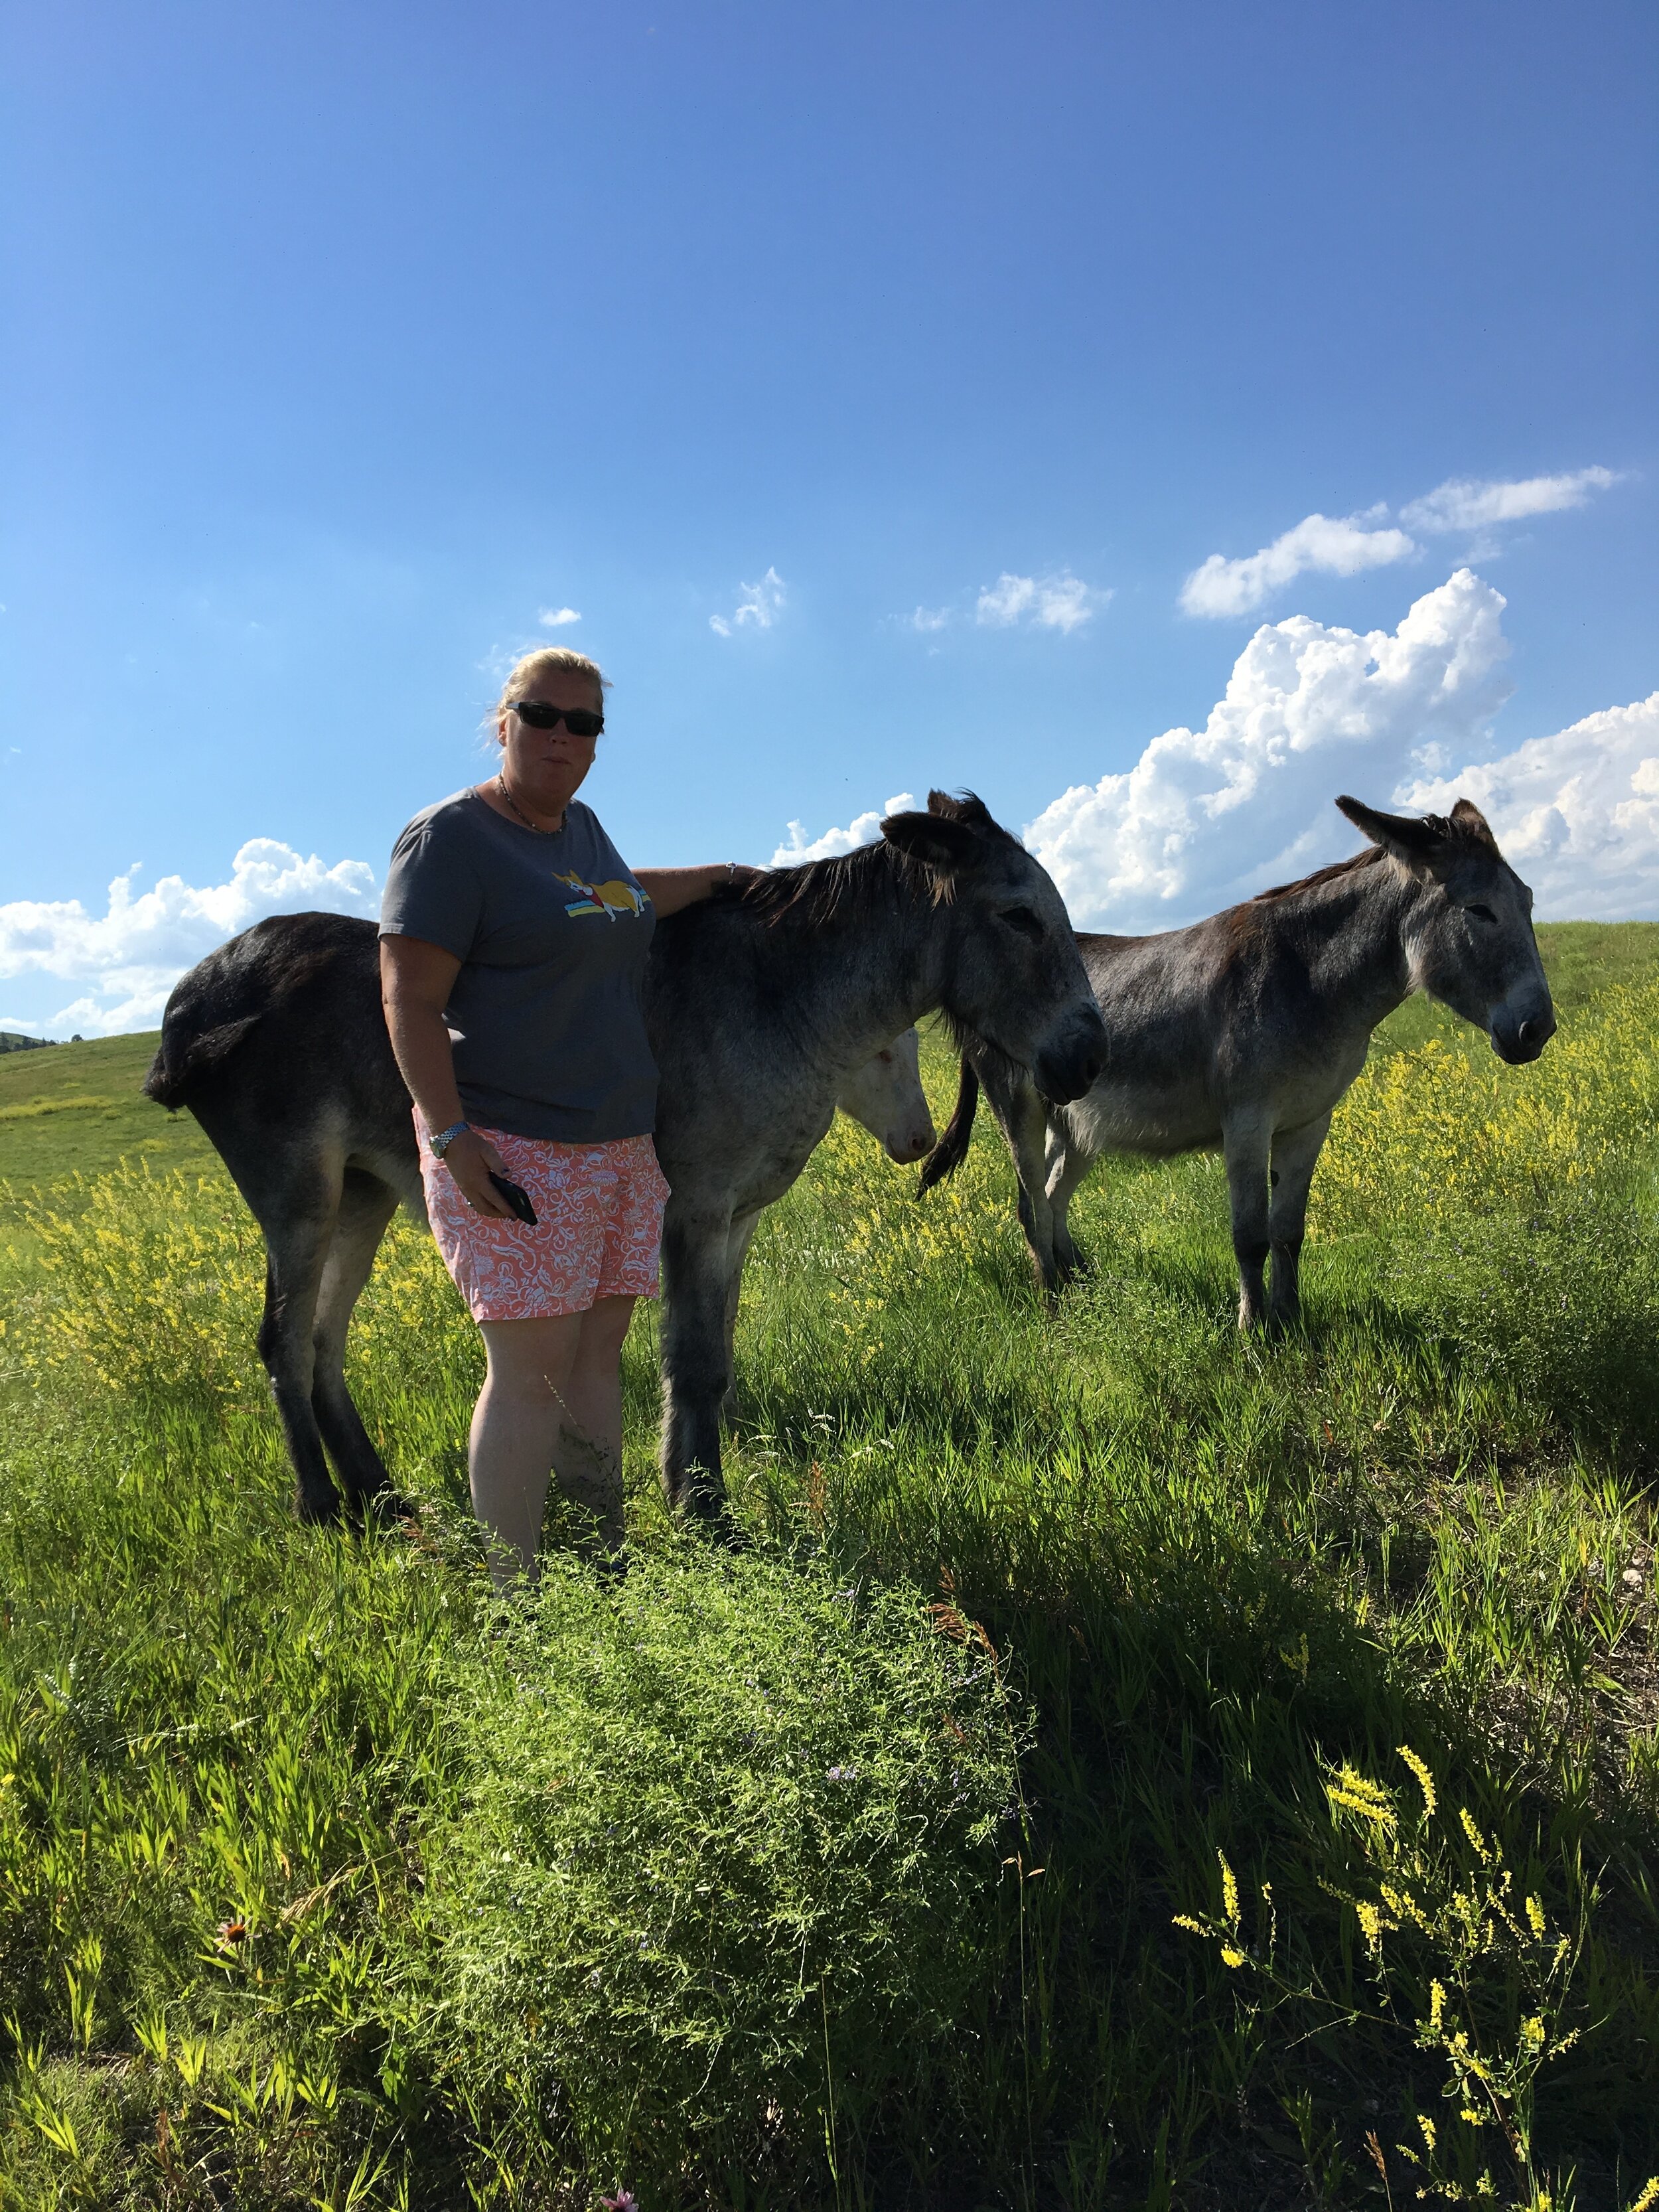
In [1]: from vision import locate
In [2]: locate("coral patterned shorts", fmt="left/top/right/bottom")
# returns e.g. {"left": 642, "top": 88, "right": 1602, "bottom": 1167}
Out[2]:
{"left": 419, "top": 1117, "right": 670, "bottom": 1323}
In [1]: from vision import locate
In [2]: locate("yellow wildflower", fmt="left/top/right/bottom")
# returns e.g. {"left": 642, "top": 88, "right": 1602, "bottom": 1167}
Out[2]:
{"left": 1459, "top": 1808, "right": 1492, "bottom": 1862}
{"left": 1218, "top": 1850, "right": 1239, "bottom": 1924}
{"left": 1398, "top": 1745, "right": 1437, "bottom": 1816}
{"left": 1327, "top": 1765, "right": 1397, "bottom": 1824}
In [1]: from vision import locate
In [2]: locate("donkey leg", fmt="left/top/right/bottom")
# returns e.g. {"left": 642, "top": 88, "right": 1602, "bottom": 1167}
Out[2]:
{"left": 1043, "top": 1121, "right": 1096, "bottom": 1284}
{"left": 257, "top": 1184, "right": 346, "bottom": 1524}
{"left": 985, "top": 1065, "right": 1062, "bottom": 1295}
{"left": 1222, "top": 1117, "right": 1275, "bottom": 1332}
{"left": 311, "top": 1167, "right": 404, "bottom": 1518}
{"left": 658, "top": 1203, "right": 738, "bottom": 1529}
{"left": 720, "top": 1212, "right": 762, "bottom": 1427}
{"left": 1265, "top": 1113, "right": 1331, "bottom": 1329}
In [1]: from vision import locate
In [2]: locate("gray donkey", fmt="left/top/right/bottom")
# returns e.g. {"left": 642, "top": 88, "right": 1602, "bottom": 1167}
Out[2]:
{"left": 918, "top": 796, "right": 1555, "bottom": 1329}
{"left": 144, "top": 792, "right": 1105, "bottom": 1526}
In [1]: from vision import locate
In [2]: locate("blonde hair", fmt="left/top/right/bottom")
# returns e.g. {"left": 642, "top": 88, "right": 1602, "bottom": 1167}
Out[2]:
{"left": 492, "top": 647, "right": 610, "bottom": 733}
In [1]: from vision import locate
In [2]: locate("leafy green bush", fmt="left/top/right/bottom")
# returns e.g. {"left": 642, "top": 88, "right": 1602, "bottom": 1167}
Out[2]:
{"left": 415, "top": 1546, "right": 1021, "bottom": 2193}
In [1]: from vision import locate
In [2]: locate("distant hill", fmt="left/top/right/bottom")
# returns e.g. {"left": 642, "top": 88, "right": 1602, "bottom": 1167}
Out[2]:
{"left": 0, "top": 1031, "right": 220, "bottom": 1207}
{"left": 1, "top": 1031, "right": 71, "bottom": 1053}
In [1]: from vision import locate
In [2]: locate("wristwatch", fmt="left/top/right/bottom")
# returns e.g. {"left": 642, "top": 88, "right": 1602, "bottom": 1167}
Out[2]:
{"left": 429, "top": 1120, "right": 471, "bottom": 1159}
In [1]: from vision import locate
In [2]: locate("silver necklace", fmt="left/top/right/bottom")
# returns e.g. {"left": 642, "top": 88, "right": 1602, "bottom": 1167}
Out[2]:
{"left": 496, "top": 771, "right": 564, "bottom": 835}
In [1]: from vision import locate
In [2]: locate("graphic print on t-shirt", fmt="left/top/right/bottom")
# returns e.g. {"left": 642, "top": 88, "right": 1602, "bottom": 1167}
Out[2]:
{"left": 553, "top": 870, "right": 650, "bottom": 921}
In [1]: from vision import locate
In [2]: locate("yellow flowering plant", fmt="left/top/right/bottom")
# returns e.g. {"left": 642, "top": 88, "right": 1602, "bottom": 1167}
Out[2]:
{"left": 1317, "top": 984, "right": 1659, "bottom": 1238}
{"left": 1173, "top": 1747, "right": 1616, "bottom": 2210}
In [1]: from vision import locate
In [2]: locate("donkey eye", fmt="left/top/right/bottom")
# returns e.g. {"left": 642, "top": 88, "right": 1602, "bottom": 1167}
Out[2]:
{"left": 1000, "top": 905, "right": 1044, "bottom": 941}
{"left": 1466, "top": 903, "right": 1498, "bottom": 924}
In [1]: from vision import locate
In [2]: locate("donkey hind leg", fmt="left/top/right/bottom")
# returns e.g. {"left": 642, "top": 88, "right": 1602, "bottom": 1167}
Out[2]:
{"left": 982, "top": 1063, "right": 1062, "bottom": 1295}
{"left": 1043, "top": 1118, "right": 1098, "bottom": 1284}
{"left": 1222, "top": 1115, "right": 1275, "bottom": 1332}
{"left": 1265, "top": 1112, "right": 1331, "bottom": 1330}
{"left": 719, "top": 1212, "right": 762, "bottom": 1428}
{"left": 658, "top": 1203, "right": 739, "bottom": 1530}
{"left": 310, "top": 1167, "right": 405, "bottom": 1518}
{"left": 256, "top": 1178, "right": 348, "bottom": 1525}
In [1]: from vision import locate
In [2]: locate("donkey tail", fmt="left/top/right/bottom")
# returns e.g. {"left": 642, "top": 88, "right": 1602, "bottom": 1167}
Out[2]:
{"left": 142, "top": 1013, "right": 261, "bottom": 1110}
{"left": 916, "top": 1057, "right": 979, "bottom": 1194}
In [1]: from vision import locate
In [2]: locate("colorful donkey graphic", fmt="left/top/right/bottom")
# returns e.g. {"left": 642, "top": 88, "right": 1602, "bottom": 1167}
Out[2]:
{"left": 554, "top": 871, "right": 649, "bottom": 921}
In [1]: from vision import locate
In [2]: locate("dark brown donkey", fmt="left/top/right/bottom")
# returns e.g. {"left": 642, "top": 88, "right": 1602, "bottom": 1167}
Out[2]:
{"left": 919, "top": 796, "right": 1555, "bottom": 1329}
{"left": 144, "top": 794, "right": 1106, "bottom": 1526}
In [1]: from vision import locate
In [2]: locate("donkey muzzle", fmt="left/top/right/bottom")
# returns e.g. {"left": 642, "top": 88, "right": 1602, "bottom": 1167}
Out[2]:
{"left": 1034, "top": 1007, "right": 1109, "bottom": 1104}
{"left": 1490, "top": 1005, "right": 1557, "bottom": 1065}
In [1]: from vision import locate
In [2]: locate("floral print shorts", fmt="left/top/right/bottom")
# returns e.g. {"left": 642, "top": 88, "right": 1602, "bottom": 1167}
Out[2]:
{"left": 419, "top": 1117, "right": 670, "bottom": 1323}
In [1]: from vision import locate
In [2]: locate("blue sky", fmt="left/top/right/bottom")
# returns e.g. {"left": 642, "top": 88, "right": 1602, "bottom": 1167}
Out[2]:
{"left": 2, "top": 0, "right": 1654, "bottom": 1031}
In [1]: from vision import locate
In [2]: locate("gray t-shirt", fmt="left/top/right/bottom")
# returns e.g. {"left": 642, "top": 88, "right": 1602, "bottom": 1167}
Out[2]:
{"left": 379, "top": 790, "right": 657, "bottom": 1142}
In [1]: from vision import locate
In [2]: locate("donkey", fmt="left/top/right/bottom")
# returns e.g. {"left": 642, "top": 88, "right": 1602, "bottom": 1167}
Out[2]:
{"left": 918, "top": 796, "right": 1555, "bottom": 1330}
{"left": 833, "top": 1027, "right": 934, "bottom": 1167}
{"left": 144, "top": 793, "right": 1104, "bottom": 1526}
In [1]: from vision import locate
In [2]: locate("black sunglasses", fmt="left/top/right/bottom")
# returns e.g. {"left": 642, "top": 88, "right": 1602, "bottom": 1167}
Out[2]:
{"left": 512, "top": 700, "right": 605, "bottom": 737}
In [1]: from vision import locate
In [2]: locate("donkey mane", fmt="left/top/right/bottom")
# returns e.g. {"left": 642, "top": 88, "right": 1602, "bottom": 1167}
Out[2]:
{"left": 1250, "top": 800, "right": 1499, "bottom": 908}
{"left": 727, "top": 838, "right": 910, "bottom": 930}
{"left": 1248, "top": 844, "right": 1388, "bottom": 907}
{"left": 727, "top": 791, "right": 1016, "bottom": 930}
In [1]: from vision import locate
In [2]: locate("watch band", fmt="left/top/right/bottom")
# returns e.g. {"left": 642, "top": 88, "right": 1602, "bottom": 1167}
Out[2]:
{"left": 428, "top": 1120, "right": 470, "bottom": 1159}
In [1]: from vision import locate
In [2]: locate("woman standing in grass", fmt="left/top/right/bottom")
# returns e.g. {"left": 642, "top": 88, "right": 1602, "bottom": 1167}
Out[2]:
{"left": 378, "top": 646, "right": 745, "bottom": 1584}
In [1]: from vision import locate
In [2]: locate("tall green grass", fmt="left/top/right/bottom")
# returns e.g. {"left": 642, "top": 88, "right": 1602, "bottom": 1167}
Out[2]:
{"left": 1, "top": 938, "right": 1656, "bottom": 2207}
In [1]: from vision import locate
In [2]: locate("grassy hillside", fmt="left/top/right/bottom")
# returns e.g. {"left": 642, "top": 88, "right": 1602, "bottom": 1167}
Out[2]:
{"left": 0, "top": 1030, "right": 217, "bottom": 1189}
{"left": 1, "top": 926, "right": 1657, "bottom": 2208}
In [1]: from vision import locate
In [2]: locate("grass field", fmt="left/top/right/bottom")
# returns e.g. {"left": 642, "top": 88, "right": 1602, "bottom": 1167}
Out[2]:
{"left": 1, "top": 922, "right": 1657, "bottom": 2209}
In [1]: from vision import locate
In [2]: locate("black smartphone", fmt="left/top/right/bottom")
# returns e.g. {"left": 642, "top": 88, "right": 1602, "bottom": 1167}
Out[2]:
{"left": 488, "top": 1172, "right": 538, "bottom": 1226}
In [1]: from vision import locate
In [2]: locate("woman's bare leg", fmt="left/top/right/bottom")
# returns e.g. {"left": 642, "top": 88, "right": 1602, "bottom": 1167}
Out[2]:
{"left": 472, "top": 1313, "right": 585, "bottom": 1587}
{"left": 551, "top": 1295, "right": 638, "bottom": 1555}
{"left": 472, "top": 1297, "right": 638, "bottom": 1585}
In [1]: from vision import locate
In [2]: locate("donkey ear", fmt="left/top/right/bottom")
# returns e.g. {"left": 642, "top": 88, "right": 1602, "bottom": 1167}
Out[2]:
{"left": 1448, "top": 796, "right": 1499, "bottom": 849}
{"left": 881, "top": 806, "right": 983, "bottom": 874}
{"left": 926, "top": 788, "right": 1001, "bottom": 834}
{"left": 1334, "top": 794, "right": 1444, "bottom": 865}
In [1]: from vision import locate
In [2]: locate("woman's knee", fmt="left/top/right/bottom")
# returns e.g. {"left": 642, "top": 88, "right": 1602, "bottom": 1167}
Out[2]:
{"left": 480, "top": 1315, "right": 583, "bottom": 1397}
{"left": 574, "top": 1294, "right": 637, "bottom": 1366}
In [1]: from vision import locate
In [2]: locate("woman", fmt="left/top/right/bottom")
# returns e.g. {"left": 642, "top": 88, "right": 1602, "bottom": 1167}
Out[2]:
{"left": 379, "top": 646, "right": 743, "bottom": 1584}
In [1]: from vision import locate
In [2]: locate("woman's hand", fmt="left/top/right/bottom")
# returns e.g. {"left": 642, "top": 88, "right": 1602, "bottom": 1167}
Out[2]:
{"left": 438, "top": 1127, "right": 516, "bottom": 1218}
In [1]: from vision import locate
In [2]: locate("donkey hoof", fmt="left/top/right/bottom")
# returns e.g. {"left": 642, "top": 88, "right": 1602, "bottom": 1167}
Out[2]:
{"left": 676, "top": 1488, "right": 745, "bottom": 1549}
{"left": 358, "top": 1487, "right": 419, "bottom": 1527}
{"left": 295, "top": 1485, "right": 345, "bottom": 1527}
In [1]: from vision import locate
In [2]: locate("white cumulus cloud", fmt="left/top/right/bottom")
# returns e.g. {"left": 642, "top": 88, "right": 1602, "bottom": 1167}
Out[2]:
{"left": 772, "top": 794, "right": 917, "bottom": 867}
{"left": 1400, "top": 467, "right": 1619, "bottom": 534}
{"left": 976, "top": 571, "right": 1108, "bottom": 633}
{"left": 538, "top": 605, "right": 582, "bottom": 627}
{"left": 0, "top": 840, "right": 379, "bottom": 1037}
{"left": 1180, "top": 512, "right": 1417, "bottom": 619}
{"left": 1027, "top": 569, "right": 1515, "bottom": 926}
{"left": 1027, "top": 567, "right": 1658, "bottom": 928}
{"left": 710, "top": 566, "right": 787, "bottom": 638}
{"left": 1183, "top": 467, "right": 1620, "bottom": 619}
